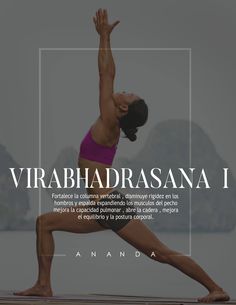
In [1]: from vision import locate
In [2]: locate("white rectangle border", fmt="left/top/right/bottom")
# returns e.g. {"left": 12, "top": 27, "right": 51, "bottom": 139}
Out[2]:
{"left": 39, "top": 48, "right": 192, "bottom": 256}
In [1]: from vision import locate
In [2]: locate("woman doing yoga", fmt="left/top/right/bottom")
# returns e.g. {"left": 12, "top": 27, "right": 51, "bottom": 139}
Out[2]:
{"left": 14, "top": 9, "right": 230, "bottom": 303}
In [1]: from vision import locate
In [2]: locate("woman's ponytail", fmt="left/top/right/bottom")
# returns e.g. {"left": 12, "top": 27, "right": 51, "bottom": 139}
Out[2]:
{"left": 122, "top": 127, "right": 138, "bottom": 142}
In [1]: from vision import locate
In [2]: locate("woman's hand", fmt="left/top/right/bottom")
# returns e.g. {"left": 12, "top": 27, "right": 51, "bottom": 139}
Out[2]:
{"left": 93, "top": 9, "right": 120, "bottom": 36}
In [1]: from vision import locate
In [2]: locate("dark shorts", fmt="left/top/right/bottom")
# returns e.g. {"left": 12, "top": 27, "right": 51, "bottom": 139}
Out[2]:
{"left": 95, "top": 190, "right": 136, "bottom": 232}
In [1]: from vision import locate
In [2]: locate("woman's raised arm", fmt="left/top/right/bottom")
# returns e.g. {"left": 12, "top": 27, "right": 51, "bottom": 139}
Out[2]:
{"left": 93, "top": 9, "right": 120, "bottom": 122}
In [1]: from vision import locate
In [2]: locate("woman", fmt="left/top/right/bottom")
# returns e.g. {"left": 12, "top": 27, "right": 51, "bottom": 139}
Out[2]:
{"left": 15, "top": 9, "right": 230, "bottom": 303}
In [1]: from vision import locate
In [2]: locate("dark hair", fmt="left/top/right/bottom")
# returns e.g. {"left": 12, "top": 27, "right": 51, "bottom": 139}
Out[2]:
{"left": 119, "top": 99, "right": 148, "bottom": 142}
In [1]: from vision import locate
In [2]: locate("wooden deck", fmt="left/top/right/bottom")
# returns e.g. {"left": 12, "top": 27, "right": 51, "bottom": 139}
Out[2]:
{"left": 0, "top": 291, "right": 235, "bottom": 305}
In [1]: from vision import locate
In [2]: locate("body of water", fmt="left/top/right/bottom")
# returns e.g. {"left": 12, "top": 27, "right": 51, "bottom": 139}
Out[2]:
{"left": 0, "top": 229, "right": 235, "bottom": 299}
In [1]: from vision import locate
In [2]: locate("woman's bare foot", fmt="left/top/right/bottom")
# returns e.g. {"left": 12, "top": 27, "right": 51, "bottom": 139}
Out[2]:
{"left": 13, "top": 284, "right": 53, "bottom": 297}
{"left": 198, "top": 289, "right": 230, "bottom": 303}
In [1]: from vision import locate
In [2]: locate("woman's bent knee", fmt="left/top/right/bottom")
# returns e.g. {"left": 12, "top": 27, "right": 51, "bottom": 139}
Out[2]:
{"left": 148, "top": 249, "right": 176, "bottom": 264}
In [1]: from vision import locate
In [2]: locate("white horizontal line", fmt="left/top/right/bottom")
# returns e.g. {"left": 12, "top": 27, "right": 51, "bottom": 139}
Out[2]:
{"left": 39, "top": 48, "right": 191, "bottom": 51}
{"left": 40, "top": 254, "right": 66, "bottom": 257}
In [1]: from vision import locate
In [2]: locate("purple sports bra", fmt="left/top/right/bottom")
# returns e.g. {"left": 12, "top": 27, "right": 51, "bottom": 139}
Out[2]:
{"left": 79, "top": 128, "right": 119, "bottom": 166}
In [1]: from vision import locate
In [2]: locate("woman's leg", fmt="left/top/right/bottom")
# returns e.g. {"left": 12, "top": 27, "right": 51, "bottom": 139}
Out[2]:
{"left": 14, "top": 211, "right": 106, "bottom": 297}
{"left": 117, "top": 219, "right": 230, "bottom": 303}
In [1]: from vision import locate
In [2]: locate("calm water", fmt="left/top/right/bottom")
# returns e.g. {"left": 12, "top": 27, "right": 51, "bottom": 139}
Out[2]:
{"left": 0, "top": 229, "right": 235, "bottom": 299}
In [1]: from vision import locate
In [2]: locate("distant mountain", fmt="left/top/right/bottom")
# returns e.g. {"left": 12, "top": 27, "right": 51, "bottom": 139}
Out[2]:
{"left": 114, "top": 119, "right": 236, "bottom": 232}
{"left": 0, "top": 144, "right": 33, "bottom": 230}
